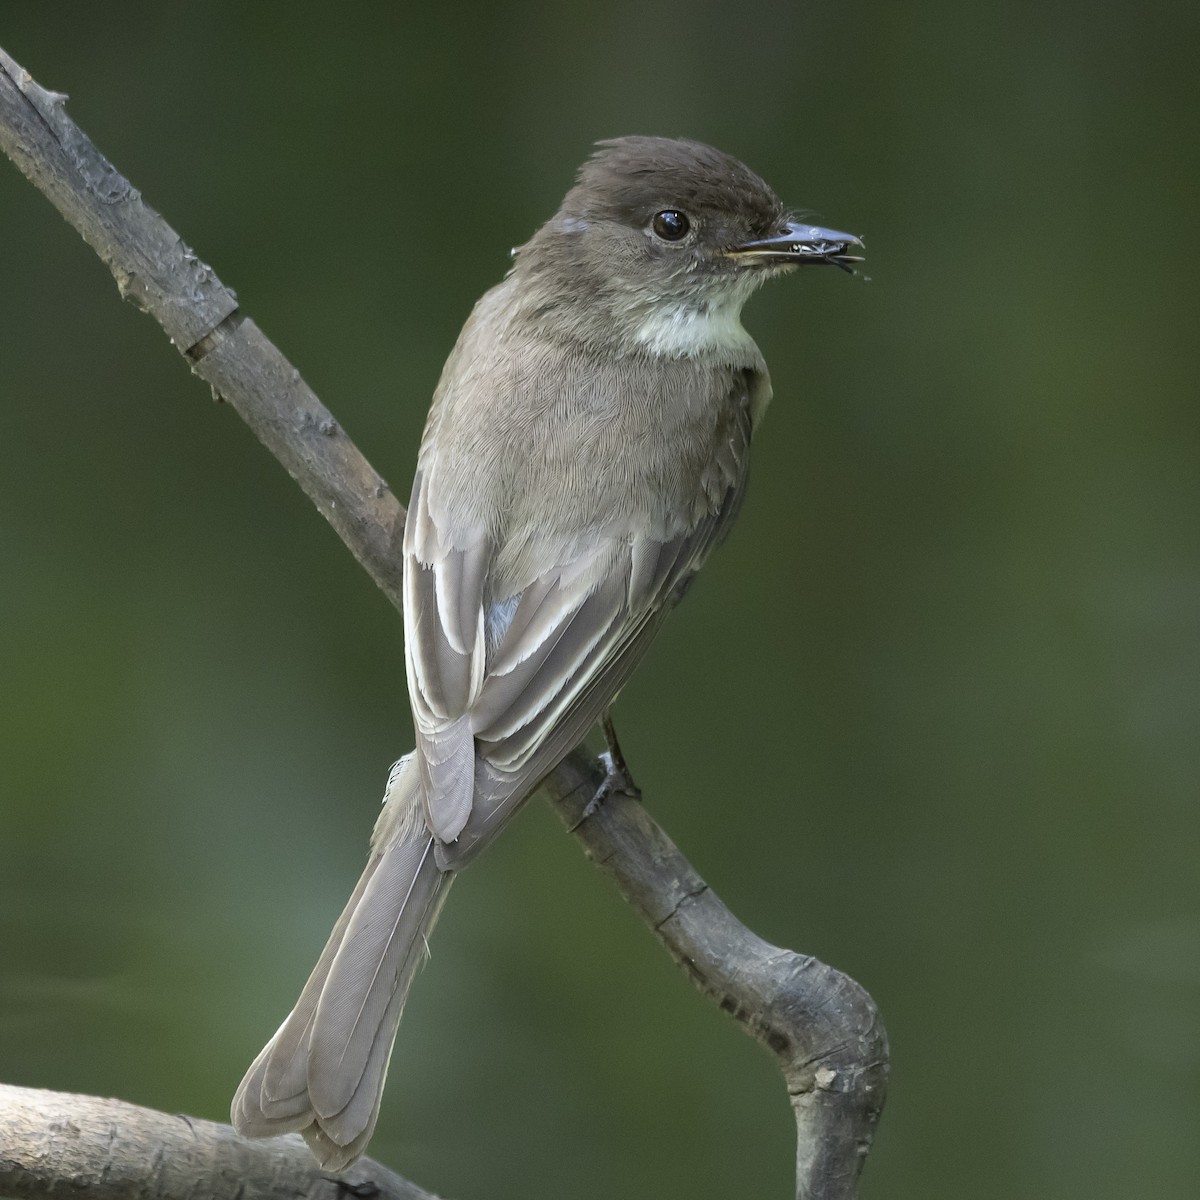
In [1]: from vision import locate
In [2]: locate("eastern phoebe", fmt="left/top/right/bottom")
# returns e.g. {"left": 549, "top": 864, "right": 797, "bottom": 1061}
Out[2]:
{"left": 232, "top": 136, "right": 862, "bottom": 1168}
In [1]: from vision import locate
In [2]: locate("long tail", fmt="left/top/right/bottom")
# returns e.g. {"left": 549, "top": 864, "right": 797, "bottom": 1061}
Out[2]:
{"left": 231, "top": 758, "right": 451, "bottom": 1169}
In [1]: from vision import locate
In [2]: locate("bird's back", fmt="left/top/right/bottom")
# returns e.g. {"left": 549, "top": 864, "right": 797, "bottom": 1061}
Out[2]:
{"left": 417, "top": 274, "right": 768, "bottom": 607}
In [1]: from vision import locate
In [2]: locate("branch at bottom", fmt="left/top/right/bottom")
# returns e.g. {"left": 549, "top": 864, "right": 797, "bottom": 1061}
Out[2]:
{"left": 0, "top": 1083, "right": 440, "bottom": 1200}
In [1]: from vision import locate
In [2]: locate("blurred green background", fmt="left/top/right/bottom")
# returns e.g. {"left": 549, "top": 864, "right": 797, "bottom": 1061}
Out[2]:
{"left": 2, "top": 4, "right": 1198, "bottom": 1197}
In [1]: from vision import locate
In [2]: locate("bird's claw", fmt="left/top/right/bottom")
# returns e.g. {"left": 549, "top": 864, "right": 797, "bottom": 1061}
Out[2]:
{"left": 578, "top": 748, "right": 642, "bottom": 823}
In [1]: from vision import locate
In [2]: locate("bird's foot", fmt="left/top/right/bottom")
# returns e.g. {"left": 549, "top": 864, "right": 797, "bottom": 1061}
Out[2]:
{"left": 574, "top": 712, "right": 642, "bottom": 828}
{"left": 587, "top": 749, "right": 643, "bottom": 813}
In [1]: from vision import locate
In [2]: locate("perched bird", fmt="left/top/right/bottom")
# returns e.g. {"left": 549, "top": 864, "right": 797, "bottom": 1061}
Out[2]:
{"left": 231, "top": 136, "right": 861, "bottom": 1168}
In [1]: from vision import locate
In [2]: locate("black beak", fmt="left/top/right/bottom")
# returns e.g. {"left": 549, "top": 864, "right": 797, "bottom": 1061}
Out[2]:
{"left": 730, "top": 220, "right": 864, "bottom": 272}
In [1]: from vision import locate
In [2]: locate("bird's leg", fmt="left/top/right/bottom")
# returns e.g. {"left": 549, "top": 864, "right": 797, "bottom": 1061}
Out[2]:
{"left": 577, "top": 710, "right": 642, "bottom": 826}
{"left": 600, "top": 710, "right": 639, "bottom": 795}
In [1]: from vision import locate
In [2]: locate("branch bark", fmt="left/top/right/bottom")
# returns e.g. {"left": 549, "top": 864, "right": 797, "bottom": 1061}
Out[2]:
{"left": 0, "top": 1083, "right": 439, "bottom": 1200}
{"left": 0, "top": 44, "right": 888, "bottom": 1200}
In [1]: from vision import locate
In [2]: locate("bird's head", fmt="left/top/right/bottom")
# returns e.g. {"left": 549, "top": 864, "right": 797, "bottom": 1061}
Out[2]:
{"left": 512, "top": 136, "right": 861, "bottom": 356}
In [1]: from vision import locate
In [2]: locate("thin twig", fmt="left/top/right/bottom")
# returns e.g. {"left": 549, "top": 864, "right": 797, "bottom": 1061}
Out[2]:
{"left": 0, "top": 44, "right": 888, "bottom": 1200}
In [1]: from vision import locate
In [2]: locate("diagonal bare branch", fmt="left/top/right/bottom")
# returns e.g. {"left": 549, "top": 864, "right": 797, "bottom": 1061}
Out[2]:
{"left": 0, "top": 43, "right": 888, "bottom": 1200}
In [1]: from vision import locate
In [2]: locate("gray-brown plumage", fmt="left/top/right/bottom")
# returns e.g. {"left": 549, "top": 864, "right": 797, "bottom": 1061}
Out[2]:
{"left": 231, "top": 136, "right": 861, "bottom": 1168}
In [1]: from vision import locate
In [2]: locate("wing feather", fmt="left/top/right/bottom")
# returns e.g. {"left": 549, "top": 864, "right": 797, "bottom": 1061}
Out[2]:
{"left": 437, "top": 481, "right": 746, "bottom": 867}
{"left": 404, "top": 379, "right": 754, "bottom": 859}
{"left": 473, "top": 565, "right": 626, "bottom": 746}
{"left": 403, "top": 470, "right": 490, "bottom": 844}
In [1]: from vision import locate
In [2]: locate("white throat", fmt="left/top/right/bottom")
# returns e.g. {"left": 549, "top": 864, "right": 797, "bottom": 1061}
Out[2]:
{"left": 630, "top": 286, "right": 759, "bottom": 359}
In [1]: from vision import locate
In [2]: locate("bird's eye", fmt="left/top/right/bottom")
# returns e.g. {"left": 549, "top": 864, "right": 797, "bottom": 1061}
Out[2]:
{"left": 651, "top": 210, "right": 690, "bottom": 241}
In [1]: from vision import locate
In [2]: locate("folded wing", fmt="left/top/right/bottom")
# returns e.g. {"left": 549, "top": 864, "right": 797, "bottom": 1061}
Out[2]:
{"left": 404, "top": 398, "right": 753, "bottom": 861}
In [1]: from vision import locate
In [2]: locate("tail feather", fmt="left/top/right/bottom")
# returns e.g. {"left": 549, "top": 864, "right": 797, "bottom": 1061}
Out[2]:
{"left": 308, "top": 834, "right": 445, "bottom": 1123}
{"left": 262, "top": 853, "right": 384, "bottom": 1116}
{"left": 232, "top": 852, "right": 385, "bottom": 1134}
{"left": 309, "top": 955, "right": 416, "bottom": 1161}
{"left": 232, "top": 759, "right": 451, "bottom": 1169}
